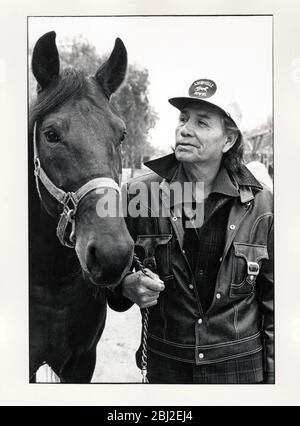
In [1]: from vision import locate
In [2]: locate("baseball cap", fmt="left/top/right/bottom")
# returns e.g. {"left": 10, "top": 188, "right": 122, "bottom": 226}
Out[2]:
{"left": 168, "top": 78, "right": 242, "bottom": 129}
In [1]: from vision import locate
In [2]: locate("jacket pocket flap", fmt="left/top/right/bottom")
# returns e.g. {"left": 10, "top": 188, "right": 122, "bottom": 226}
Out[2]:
{"left": 233, "top": 243, "right": 269, "bottom": 263}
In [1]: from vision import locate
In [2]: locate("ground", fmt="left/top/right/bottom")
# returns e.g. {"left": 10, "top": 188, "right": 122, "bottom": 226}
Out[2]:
{"left": 92, "top": 304, "right": 142, "bottom": 383}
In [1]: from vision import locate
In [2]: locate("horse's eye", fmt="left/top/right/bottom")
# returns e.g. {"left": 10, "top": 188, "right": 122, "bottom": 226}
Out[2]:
{"left": 45, "top": 130, "right": 61, "bottom": 143}
{"left": 120, "top": 130, "right": 127, "bottom": 144}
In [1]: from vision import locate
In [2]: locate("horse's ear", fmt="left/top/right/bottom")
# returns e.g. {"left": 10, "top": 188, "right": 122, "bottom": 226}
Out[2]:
{"left": 95, "top": 38, "right": 127, "bottom": 98}
{"left": 31, "top": 31, "right": 60, "bottom": 92}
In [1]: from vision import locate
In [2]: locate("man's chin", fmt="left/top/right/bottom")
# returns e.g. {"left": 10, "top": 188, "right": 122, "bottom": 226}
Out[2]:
{"left": 175, "top": 148, "right": 198, "bottom": 163}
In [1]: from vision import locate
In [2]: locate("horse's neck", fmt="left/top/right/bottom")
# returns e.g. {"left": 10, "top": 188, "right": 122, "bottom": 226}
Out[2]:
{"left": 28, "top": 131, "right": 80, "bottom": 289}
{"left": 29, "top": 180, "right": 79, "bottom": 288}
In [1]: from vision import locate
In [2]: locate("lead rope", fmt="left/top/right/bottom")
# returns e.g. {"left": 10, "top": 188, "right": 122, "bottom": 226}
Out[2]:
{"left": 133, "top": 254, "right": 149, "bottom": 384}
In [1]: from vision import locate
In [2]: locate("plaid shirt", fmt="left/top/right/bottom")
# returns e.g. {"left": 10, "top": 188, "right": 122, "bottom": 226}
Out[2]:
{"left": 183, "top": 193, "right": 232, "bottom": 313}
{"left": 147, "top": 349, "right": 263, "bottom": 384}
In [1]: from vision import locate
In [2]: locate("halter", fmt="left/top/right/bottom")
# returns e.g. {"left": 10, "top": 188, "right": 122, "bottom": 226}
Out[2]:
{"left": 33, "top": 122, "right": 120, "bottom": 248}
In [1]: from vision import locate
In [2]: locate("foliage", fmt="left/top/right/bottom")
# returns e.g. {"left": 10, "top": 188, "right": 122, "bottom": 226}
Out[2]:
{"left": 243, "top": 117, "right": 273, "bottom": 171}
{"left": 111, "top": 66, "right": 158, "bottom": 171}
{"left": 59, "top": 35, "right": 102, "bottom": 75}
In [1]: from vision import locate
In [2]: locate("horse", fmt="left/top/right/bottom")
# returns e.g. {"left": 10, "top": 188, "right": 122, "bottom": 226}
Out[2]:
{"left": 29, "top": 31, "right": 134, "bottom": 383}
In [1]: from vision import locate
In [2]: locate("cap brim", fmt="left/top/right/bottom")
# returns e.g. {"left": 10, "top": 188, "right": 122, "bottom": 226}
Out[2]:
{"left": 168, "top": 97, "right": 239, "bottom": 128}
{"left": 169, "top": 96, "right": 224, "bottom": 112}
{"left": 168, "top": 97, "right": 208, "bottom": 110}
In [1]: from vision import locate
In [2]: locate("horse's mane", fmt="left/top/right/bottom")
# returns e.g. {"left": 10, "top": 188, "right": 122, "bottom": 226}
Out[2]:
{"left": 29, "top": 67, "right": 87, "bottom": 129}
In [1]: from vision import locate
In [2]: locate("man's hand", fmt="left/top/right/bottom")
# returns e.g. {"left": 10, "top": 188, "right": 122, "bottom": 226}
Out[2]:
{"left": 121, "top": 269, "right": 165, "bottom": 309}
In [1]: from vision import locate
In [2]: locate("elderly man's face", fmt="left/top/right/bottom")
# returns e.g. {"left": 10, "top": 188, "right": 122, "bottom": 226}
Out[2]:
{"left": 174, "top": 103, "right": 233, "bottom": 165}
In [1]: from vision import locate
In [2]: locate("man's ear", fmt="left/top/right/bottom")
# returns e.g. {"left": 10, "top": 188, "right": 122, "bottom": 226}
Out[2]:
{"left": 222, "top": 132, "right": 238, "bottom": 153}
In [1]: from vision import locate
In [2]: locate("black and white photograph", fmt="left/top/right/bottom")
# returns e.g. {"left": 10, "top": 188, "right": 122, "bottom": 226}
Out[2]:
{"left": 1, "top": 0, "right": 300, "bottom": 408}
{"left": 28, "top": 15, "right": 273, "bottom": 385}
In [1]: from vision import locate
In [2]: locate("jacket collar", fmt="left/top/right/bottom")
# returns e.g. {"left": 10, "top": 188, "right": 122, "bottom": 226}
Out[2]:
{"left": 144, "top": 153, "right": 263, "bottom": 191}
{"left": 145, "top": 153, "right": 179, "bottom": 181}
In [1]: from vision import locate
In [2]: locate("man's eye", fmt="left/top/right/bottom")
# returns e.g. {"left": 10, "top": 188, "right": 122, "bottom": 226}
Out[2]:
{"left": 179, "top": 116, "right": 187, "bottom": 123}
{"left": 197, "top": 120, "right": 208, "bottom": 127}
{"left": 44, "top": 130, "right": 61, "bottom": 143}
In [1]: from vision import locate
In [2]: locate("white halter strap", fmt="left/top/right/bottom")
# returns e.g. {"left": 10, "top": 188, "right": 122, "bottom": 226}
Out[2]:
{"left": 33, "top": 122, "right": 120, "bottom": 247}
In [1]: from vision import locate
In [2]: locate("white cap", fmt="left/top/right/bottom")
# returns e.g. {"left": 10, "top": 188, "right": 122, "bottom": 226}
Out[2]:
{"left": 168, "top": 78, "right": 242, "bottom": 129}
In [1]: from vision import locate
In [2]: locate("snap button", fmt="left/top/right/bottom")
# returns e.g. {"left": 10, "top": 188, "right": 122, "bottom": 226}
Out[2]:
{"left": 199, "top": 353, "right": 204, "bottom": 359}
{"left": 249, "top": 275, "right": 254, "bottom": 281}
{"left": 172, "top": 216, "right": 178, "bottom": 222}
{"left": 198, "top": 318, "right": 202, "bottom": 324}
{"left": 229, "top": 224, "right": 236, "bottom": 230}
{"left": 216, "top": 293, "right": 221, "bottom": 299}
{"left": 219, "top": 257, "right": 223, "bottom": 262}
{"left": 188, "top": 284, "right": 194, "bottom": 290}
{"left": 182, "top": 249, "right": 186, "bottom": 254}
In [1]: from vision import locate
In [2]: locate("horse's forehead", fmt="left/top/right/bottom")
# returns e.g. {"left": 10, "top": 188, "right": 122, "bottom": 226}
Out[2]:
{"left": 40, "top": 78, "right": 124, "bottom": 130}
{"left": 45, "top": 96, "right": 115, "bottom": 126}
{"left": 61, "top": 93, "right": 108, "bottom": 115}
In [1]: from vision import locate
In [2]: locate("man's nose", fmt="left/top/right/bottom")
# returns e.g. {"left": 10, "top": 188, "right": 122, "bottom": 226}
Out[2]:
{"left": 180, "top": 121, "right": 193, "bottom": 137}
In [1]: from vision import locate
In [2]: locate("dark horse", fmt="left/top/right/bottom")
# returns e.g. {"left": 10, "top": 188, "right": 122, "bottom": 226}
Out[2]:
{"left": 29, "top": 32, "right": 134, "bottom": 382}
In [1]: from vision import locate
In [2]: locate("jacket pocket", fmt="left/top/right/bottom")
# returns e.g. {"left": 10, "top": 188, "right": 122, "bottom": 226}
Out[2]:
{"left": 230, "top": 243, "right": 269, "bottom": 298}
{"left": 135, "top": 234, "right": 173, "bottom": 278}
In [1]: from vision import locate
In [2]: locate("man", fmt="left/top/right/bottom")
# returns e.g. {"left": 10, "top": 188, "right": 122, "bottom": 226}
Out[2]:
{"left": 108, "top": 78, "right": 274, "bottom": 384}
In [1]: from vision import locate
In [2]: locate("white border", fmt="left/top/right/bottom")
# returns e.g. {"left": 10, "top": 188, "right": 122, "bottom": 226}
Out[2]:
{"left": 1, "top": 0, "right": 300, "bottom": 406}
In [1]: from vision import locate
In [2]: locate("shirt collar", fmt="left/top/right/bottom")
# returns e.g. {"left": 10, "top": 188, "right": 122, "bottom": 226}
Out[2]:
{"left": 144, "top": 153, "right": 262, "bottom": 193}
{"left": 173, "top": 161, "right": 239, "bottom": 197}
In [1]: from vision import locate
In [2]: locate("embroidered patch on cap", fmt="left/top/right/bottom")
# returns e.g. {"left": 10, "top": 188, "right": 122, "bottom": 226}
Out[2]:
{"left": 188, "top": 79, "right": 217, "bottom": 99}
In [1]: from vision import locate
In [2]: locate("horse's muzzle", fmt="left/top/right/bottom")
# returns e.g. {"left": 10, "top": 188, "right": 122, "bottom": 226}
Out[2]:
{"left": 85, "top": 237, "right": 134, "bottom": 286}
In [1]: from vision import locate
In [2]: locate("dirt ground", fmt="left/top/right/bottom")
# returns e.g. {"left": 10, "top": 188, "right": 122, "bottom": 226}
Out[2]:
{"left": 92, "top": 304, "right": 142, "bottom": 383}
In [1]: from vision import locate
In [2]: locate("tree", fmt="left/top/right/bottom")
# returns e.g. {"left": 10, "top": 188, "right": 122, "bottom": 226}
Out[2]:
{"left": 111, "top": 66, "right": 158, "bottom": 175}
{"left": 243, "top": 116, "right": 273, "bottom": 170}
{"left": 59, "top": 35, "right": 101, "bottom": 75}
{"left": 28, "top": 36, "right": 158, "bottom": 176}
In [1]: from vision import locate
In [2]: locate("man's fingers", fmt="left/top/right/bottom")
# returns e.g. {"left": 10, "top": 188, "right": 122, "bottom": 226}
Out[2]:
{"left": 138, "top": 292, "right": 159, "bottom": 304}
{"left": 140, "top": 299, "right": 158, "bottom": 309}
{"left": 140, "top": 271, "right": 165, "bottom": 292}
{"left": 121, "top": 270, "right": 165, "bottom": 306}
{"left": 143, "top": 268, "right": 164, "bottom": 283}
{"left": 144, "top": 289, "right": 161, "bottom": 297}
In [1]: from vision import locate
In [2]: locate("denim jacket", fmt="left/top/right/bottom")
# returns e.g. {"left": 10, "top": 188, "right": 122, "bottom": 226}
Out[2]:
{"left": 108, "top": 154, "right": 274, "bottom": 383}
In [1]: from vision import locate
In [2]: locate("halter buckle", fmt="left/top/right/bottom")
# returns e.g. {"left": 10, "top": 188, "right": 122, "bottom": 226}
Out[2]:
{"left": 63, "top": 192, "right": 78, "bottom": 217}
{"left": 34, "top": 157, "right": 41, "bottom": 177}
{"left": 56, "top": 193, "right": 78, "bottom": 248}
{"left": 57, "top": 207, "right": 76, "bottom": 248}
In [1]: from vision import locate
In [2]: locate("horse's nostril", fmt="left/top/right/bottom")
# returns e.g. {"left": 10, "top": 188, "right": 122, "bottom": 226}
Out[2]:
{"left": 85, "top": 239, "right": 133, "bottom": 286}
{"left": 86, "top": 243, "right": 101, "bottom": 274}
{"left": 89, "top": 246, "right": 97, "bottom": 262}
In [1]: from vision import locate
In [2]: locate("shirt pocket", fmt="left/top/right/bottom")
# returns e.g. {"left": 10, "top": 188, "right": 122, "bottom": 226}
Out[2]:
{"left": 134, "top": 234, "right": 173, "bottom": 279}
{"left": 230, "top": 242, "right": 269, "bottom": 298}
